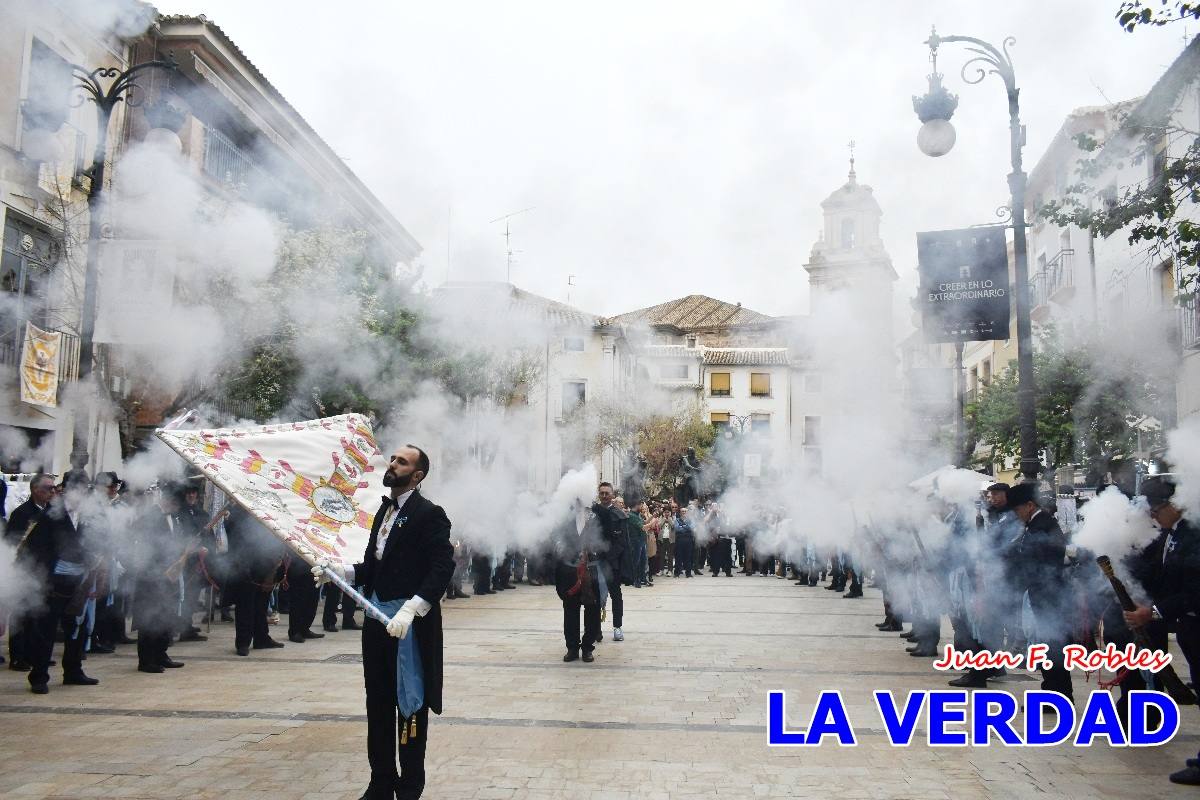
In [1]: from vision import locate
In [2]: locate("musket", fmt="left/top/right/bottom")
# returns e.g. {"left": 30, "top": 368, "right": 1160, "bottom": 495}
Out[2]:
{"left": 1095, "top": 555, "right": 1196, "bottom": 706}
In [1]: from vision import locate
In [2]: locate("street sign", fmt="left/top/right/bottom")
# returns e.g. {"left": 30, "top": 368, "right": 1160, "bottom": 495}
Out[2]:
{"left": 916, "top": 227, "right": 1010, "bottom": 342}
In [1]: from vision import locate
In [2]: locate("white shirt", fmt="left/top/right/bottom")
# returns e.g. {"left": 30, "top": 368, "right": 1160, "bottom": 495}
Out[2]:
{"left": 375, "top": 488, "right": 414, "bottom": 560}
{"left": 370, "top": 488, "right": 431, "bottom": 617}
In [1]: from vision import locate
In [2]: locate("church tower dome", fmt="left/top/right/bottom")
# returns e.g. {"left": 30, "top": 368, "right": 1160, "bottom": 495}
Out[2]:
{"left": 803, "top": 143, "right": 897, "bottom": 330}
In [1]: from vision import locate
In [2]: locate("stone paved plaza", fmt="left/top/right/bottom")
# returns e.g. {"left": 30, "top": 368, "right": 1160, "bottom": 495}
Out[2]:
{"left": 1, "top": 573, "right": 1198, "bottom": 799}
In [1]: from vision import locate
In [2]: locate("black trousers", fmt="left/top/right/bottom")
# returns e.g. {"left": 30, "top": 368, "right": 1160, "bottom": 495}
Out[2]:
{"left": 471, "top": 555, "right": 491, "bottom": 593}
{"left": 601, "top": 562, "right": 623, "bottom": 628}
{"left": 492, "top": 557, "right": 511, "bottom": 589}
{"left": 287, "top": 572, "right": 319, "bottom": 637}
{"left": 322, "top": 587, "right": 357, "bottom": 628}
{"left": 94, "top": 594, "right": 127, "bottom": 646}
{"left": 675, "top": 537, "right": 695, "bottom": 576}
{"left": 710, "top": 539, "right": 733, "bottom": 576}
{"left": 230, "top": 579, "right": 271, "bottom": 649}
{"left": 137, "top": 630, "right": 171, "bottom": 668}
{"left": 563, "top": 599, "right": 600, "bottom": 653}
{"left": 7, "top": 611, "right": 28, "bottom": 665}
{"left": 28, "top": 576, "right": 85, "bottom": 685}
{"left": 362, "top": 617, "right": 428, "bottom": 798}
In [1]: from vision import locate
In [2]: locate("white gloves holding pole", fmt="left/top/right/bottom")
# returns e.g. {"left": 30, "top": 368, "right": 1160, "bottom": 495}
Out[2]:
{"left": 386, "top": 597, "right": 431, "bottom": 639}
{"left": 312, "top": 557, "right": 353, "bottom": 587}
{"left": 386, "top": 600, "right": 419, "bottom": 639}
{"left": 312, "top": 558, "right": 428, "bottom": 639}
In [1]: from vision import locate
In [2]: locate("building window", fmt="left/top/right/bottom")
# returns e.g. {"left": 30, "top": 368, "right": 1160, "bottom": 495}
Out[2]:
{"left": 1, "top": 212, "right": 60, "bottom": 334}
{"left": 751, "top": 413, "right": 770, "bottom": 435}
{"left": 23, "top": 40, "right": 74, "bottom": 136}
{"left": 840, "top": 218, "right": 856, "bottom": 249}
{"left": 750, "top": 372, "right": 771, "bottom": 397}
{"left": 804, "top": 373, "right": 822, "bottom": 393}
{"left": 660, "top": 363, "right": 689, "bottom": 380}
{"left": 686, "top": 336, "right": 697, "bottom": 348}
{"left": 803, "top": 446, "right": 823, "bottom": 474}
{"left": 710, "top": 372, "right": 731, "bottom": 397}
{"left": 803, "top": 416, "right": 821, "bottom": 446}
{"left": 563, "top": 336, "right": 585, "bottom": 352}
{"left": 710, "top": 412, "right": 730, "bottom": 432}
{"left": 561, "top": 381, "right": 586, "bottom": 416}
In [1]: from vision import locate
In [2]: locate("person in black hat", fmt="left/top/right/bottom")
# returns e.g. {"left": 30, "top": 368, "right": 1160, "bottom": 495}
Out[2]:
{"left": 1006, "top": 482, "right": 1073, "bottom": 701}
{"left": 1121, "top": 477, "right": 1200, "bottom": 785}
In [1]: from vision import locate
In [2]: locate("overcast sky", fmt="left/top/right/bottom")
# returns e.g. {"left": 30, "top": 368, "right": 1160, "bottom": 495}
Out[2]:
{"left": 154, "top": 0, "right": 1189, "bottom": 320}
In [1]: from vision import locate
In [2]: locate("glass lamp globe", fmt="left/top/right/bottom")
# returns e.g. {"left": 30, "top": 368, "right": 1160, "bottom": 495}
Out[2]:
{"left": 917, "top": 119, "right": 956, "bottom": 158}
{"left": 144, "top": 127, "right": 183, "bottom": 154}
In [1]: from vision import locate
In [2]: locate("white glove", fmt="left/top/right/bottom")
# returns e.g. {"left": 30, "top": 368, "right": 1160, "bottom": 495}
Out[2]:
{"left": 386, "top": 599, "right": 420, "bottom": 639}
{"left": 312, "top": 557, "right": 350, "bottom": 587}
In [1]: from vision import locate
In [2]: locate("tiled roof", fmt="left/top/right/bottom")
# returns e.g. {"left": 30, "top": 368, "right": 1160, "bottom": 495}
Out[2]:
{"left": 610, "top": 295, "right": 774, "bottom": 331}
{"left": 701, "top": 348, "right": 790, "bottom": 366}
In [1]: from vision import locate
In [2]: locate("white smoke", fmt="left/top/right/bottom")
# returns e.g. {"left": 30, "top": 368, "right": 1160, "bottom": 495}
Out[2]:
{"left": 1074, "top": 486, "right": 1160, "bottom": 561}
{"left": 1167, "top": 415, "right": 1200, "bottom": 514}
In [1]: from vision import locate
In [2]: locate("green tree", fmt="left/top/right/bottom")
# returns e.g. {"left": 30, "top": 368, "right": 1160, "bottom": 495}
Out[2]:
{"left": 1117, "top": 1, "right": 1200, "bottom": 31}
{"left": 634, "top": 404, "right": 715, "bottom": 497}
{"left": 967, "top": 330, "right": 1163, "bottom": 471}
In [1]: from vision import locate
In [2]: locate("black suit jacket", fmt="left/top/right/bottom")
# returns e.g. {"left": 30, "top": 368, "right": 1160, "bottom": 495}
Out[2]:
{"left": 1010, "top": 510, "right": 1066, "bottom": 615}
{"left": 18, "top": 499, "right": 84, "bottom": 586}
{"left": 1131, "top": 517, "right": 1200, "bottom": 623}
{"left": 352, "top": 489, "right": 454, "bottom": 714}
{"left": 5, "top": 499, "right": 45, "bottom": 547}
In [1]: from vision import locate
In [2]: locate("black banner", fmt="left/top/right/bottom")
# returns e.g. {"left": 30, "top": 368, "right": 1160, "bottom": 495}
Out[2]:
{"left": 916, "top": 227, "right": 1011, "bottom": 343}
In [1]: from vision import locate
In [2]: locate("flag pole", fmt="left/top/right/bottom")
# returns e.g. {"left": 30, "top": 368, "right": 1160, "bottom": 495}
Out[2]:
{"left": 320, "top": 565, "right": 392, "bottom": 625}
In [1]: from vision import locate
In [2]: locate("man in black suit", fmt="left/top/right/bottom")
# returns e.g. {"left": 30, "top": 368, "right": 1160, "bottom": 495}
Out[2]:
{"left": 591, "top": 482, "right": 627, "bottom": 641}
{"left": 553, "top": 500, "right": 602, "bottom": 662}
{"left": 5, "top": 473, "right": 55, "bottom": 671}
{"left": 131, "top": 486, "right": 188, "bottom": 674}
{"left": 1006, "top": 482, "right": 1072, "bottom": 700}
{"left": 314, "top": 444, "right": 453, "bottom": 800}
{"left": 22, "top": 477, "right": 99, "bottom": 693}
{"left": 1120, "top": 477, "right": 1200, "bottom": 785}
{"left": 224, "top": 506, "right": 286, "bottom": 656}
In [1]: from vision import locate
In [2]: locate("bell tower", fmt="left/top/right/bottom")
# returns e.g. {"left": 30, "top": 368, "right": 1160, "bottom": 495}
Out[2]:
{"left": 803, "top": 143, "right": 897, "bottom": 333}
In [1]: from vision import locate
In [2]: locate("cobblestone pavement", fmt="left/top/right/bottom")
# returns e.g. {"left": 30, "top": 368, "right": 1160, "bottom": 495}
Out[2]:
{"left": 2, "top": 573, "right": 1199, "bottom": 799}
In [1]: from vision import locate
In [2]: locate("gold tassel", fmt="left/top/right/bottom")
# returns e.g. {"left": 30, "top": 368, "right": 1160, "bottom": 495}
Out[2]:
{"left": 409, "top": 716, "right": 418, "bottom": 740}
{"left": 400, "top": 717, "right": 409, "bottom": 745}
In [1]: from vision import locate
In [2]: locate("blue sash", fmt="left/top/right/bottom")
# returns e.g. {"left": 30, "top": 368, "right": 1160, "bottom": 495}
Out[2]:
{"left": 370, "top": 593, "right": 425, "bottom": 719}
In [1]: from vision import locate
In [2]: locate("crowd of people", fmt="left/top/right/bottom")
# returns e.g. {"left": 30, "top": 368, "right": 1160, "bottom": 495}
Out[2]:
{"left": 0, "top": 471, "right": 372, "bottom": 693}
{"left": 3, "top": 465, "right": 1199, "bottom": 784}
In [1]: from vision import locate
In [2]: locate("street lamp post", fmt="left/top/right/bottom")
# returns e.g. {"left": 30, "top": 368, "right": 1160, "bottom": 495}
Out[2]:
{"left": 913, "top": 28, "right": 1040, "bottom": 483}
{"left": 67, "top": 55, "right": 175, "bottom": 468}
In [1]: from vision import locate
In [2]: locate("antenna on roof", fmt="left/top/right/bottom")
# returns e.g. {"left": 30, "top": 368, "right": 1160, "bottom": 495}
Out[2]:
{"left": 567, "top": 274, "right": 576, "bottom": 306}
{"left": 489, "top": 206, "right": 535, "bottom": 283}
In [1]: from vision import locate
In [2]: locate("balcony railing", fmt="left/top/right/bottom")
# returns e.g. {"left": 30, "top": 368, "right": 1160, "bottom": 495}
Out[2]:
{"left": 0, "top": 326, "right": 81, "bottom": 381}
{"left": 1031, "top": 248, "right": 1076, "bottom": 311}
{"left": 202, "top": 127, "right": 263, "bottom": 188}
{"left": 1181, "top": 294, "right": 1200, "bottom": 350}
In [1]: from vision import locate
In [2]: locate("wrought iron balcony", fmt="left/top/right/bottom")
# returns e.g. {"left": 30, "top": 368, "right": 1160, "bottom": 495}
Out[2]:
{"left": 1030, "top": 248, "right": 1075, "bottom": 318}
{"left": 0, "top": 326, "right": 81, "bottom": 381}
{"left": 1181, "top": 293, "right": 1200, "bottom": 350}
{"left": 202, "top": 126, "right": 263, "bottom": 188}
